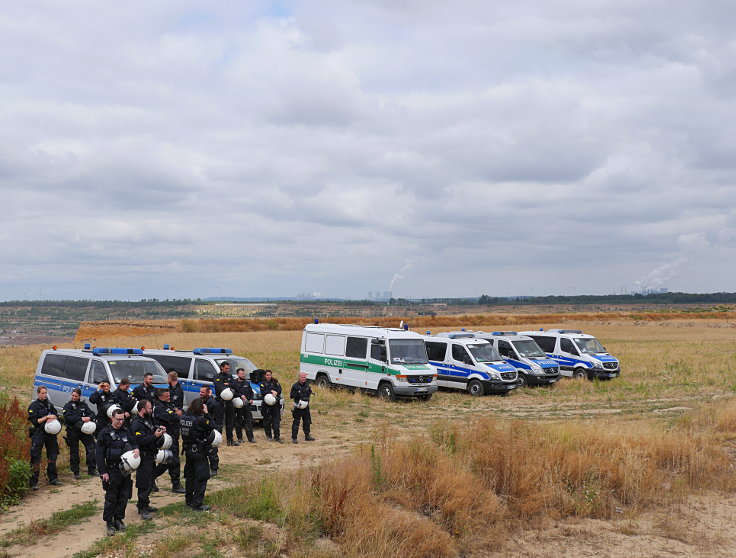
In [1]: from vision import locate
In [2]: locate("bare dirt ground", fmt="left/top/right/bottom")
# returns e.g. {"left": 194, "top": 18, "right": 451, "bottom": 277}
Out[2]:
{"left": 2, "top": 318, "right": 736, "bottom": 557}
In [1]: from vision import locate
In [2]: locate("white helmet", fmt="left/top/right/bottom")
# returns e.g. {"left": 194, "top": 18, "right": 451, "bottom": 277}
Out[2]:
{"left": 207, "top": 429, "right": 223, "bottom": 448}
{"left": 220, "top": 388, "right": 234, "bottom": 401}
{"left": 264, "top": 393, "right": 276, "bottom": 406}
{"left": 155, "top": 449, "right": 174, "bottom": 465}
{"left": 44, "top": 419, "right": 62, "bottom": 435}
{"left": 120, "top": 451, "right": 141, "bottom": 473}
{"left": 232, "top": 397, "right": 244, "bottom": 409}
{"left": 296, "top": 400, "right": 309, "bottom": 409}
{"left": 131, "top": 401, "right": 140, "bottom": 415}
{"left": 106, "top": 404, "right": 122, "bottom": 418}
{"left": 159, "top": 432, "right": 173, "bottom": 450}
{"left": 80, "top": 421, "right": 97, "bottom": 435}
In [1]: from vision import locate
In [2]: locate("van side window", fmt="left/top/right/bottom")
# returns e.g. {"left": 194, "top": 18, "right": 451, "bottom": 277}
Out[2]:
{"left": 370, "top": 343, "right": 385, "bottom": 362}
{"left": 425, "top": 342, "right": 447, "bottom": 361}
{"left": 560, "top": 338, "right": 577, "bottom": 355}
{"left": 90, "top": 360, "right": 108, "bottom": 384}
{"left": 498, "top": 340, "right": 515, "bottom": 358}
{"left": 65, "top": 356, "right": 89, "bottom": 382}
{"left": 41, "top": 354, "right": 68, "bottom": 377}
{"left": 149, "top": 355, "right": 191, "bottom": 378}
{"left": 325, "top": 335, "right": 346, "bottom": 356}
{"left": 346, "top": 337, "right": 368, "bottom": 358}
{"left": 195, "top": 359, "right": 217, "bottom": 382}
{"left": 305, "top": 333, "right": 325, "bottom": 354}
{"left": 531, "top": 336, "right": 555, "bottom": 353}
{"left": 452, "top": 344, "right": 472, "bottom": 364}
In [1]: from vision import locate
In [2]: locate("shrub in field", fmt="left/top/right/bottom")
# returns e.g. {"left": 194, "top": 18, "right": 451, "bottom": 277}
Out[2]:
{"left": 0, "top": 394, "right": 32, "bottom": 507}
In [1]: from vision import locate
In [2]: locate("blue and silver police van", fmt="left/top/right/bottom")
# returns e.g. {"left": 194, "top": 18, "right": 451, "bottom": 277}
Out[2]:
{"left": 142, "top": 347, "right": 283, "bottom": 420}
{"left": 474, "top": 331, "right": 561, "bottom": 387}
{"left": 423, "top": 331, "right": 518, "bottom": 396}
{"left": 518, "top": 329, "right": 621, "bottom": 380}
{"left": 33, "top": 346, "right": 168, "bottom": 412}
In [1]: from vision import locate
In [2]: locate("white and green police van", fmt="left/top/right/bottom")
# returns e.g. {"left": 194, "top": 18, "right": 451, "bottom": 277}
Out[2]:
{"left": 299, "top": 322, "right": 438, "bottom": 401}
{"left": 518, "top": 329, "right": 621, "bottom": 380}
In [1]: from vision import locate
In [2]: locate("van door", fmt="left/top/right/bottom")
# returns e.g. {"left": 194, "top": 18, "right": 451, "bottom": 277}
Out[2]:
{"left": 426, "top": 341, "right": 454, "bottom": 388}
{"left": 344, "top": 336, "right": 369, "bottom": 388}
{"left": 367, "top": 339, "right": 388, "bottom": 390}
{"left": 559, "top": 338, "right": 581, "bottom": 373}
{"left": 450, "top": 344, "right": 474, "bottom": 387}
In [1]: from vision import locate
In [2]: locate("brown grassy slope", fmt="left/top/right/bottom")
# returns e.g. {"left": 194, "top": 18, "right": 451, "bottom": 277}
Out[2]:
{"left": 75, "top": 309, "right": 736, "bottom": 340}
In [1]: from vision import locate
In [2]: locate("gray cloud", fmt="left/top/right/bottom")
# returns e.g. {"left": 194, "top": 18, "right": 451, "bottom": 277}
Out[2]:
{"left": 1, "top": 1, "right": 736, "bottom": 299}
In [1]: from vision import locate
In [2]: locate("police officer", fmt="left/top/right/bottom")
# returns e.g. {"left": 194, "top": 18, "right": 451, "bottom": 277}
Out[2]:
{"left": 132, "top": 372, "right": 157, "bottom": 404}
{"left": 290, "top": 372, "right": 316, "bottom": 444}
{"left": 112, "top": 377, "right": 136, "bottom": 423}
{"left": 27, "top": 386, "right": 62, "bottom": 490}
{"left": 89, "top": 381, "right": 115, "bottom": 433}
{"left": 153, "top": 388, "right": 184, "bottom": 493}
{"left": 129, "top": 399, "right": 165, "bottom": 520}
{"left": 61, "top": 388, "right": 98, "bottom": 479}
{"left": 233, "top": 367, "right": 255, "bottom": 444}
{"left": 259, "top": 370, "right": 282, "bottom": 443}
{"left": 199, "top": 386, "right": 222, "bottom": 476}
{"left": 167, "top": 370, "right": 184, "bottom": 411}
{"left": 180, "top": 398, "right": 214, "bottom": 511}
{"left": 96, "top": 408, "right": 134, "bottom": 536}
{"left": 213, "top": 361, "right": 237, "bottom": 446}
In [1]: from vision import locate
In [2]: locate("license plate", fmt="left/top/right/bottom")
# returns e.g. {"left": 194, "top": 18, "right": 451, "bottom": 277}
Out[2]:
{"left": 507, "top": 385, "right": 514, "bottom": 389}
{"left": 416, "top": 387, "right": 427, "bottom": 392}
{"left": 550, "top": 379, "right": 558, "bottom": 383}
{"left": 607, "top": 373, "right": 617, "bottom": 378}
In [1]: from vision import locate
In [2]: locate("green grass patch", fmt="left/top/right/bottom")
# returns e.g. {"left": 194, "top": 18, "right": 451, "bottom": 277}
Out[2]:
{"left": 1, "top": 501, "right": 98, "bottom": 547}
{"left": 209, "top": 479, "right": 282, "bottom": 523}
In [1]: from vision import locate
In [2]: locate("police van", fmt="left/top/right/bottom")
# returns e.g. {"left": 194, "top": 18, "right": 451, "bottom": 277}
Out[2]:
{"left": 473, "top": 331, "right": 561, "bottom": 387}
{"left": 142, "top": 347, "right": 284, "bottom": 419}
{"left": 423, "top": 332, "right": 519, "bottom": 396}
{"left": 33, "top": 346, "right": 168, "bottom": 412}
{"left": 518, "top": 329, "right": 621, "bottom": 380}
{"left": 300, "top": 323, "right": 437, "bottom": 401}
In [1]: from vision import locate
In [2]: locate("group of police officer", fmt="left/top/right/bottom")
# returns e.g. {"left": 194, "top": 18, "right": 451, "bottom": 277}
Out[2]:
{"left": 27, "top": 364, "right": 314, "bottom": 536}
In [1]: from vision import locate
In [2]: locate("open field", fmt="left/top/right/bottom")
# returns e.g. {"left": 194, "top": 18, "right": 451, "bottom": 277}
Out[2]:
{"left": 0, "top": 318, "right": 735, "bottom": 557}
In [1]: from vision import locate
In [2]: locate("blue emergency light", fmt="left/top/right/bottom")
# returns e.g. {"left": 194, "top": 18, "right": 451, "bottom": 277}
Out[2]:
{"left": 426, "top": 331, "right": 431, "bottom": 335}
{"left": 492, "top": 331, "right": 518, "bottom": 336}
{"left": 163, "top": 344, "right": 170, "bottom": 350}
{"left": 314, "top": 318, "right": 319, "bottom": 324}
{"left": 83, "top": 343, "right": 91, "bottom": 350}
{"left": 193, "top": 348, "right": 233, "bottom": 355}
{"left": 92, "top": 348, "right": 143, "bottom": 355}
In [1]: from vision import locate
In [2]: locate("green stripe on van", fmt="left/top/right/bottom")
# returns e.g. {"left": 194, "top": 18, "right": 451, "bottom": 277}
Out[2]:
{"left": 300, "top": 354, "right": 432, "bottom": 375}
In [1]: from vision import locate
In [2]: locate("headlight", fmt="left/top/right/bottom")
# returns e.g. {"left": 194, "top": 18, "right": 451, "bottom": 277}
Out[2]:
{"left": 531, "top": 364, "right": 543, "bottom": 374}
{"left": 395, "top": 375, "right": 408, "bottom": 382}
{"left": 488, "top": 371, "right": 500, "bottom": 380}
{"left": 592, "top": 362, "right": 603, "bottom": 369}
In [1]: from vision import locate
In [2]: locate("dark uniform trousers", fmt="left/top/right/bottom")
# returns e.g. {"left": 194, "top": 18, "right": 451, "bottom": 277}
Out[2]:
{"left": 223, "top": 401, "right": 235, "bottom": 443}
{"left": 103, "top": 469, "right": 133, "bottom": 522}
{"left": 262, "top": 404, "right": 281, "bottom": 440}
{"left": 184, "top": 446, "right": 210, "bottom": 508}
{"left": 66, "top": 429, "right": 97, "bottom": 475}
{"left": 30, "top": 429, "right": 58, "bottom": 486}
{"left": 235, "top": 405, "right": 254, "bottom": 442}
{"left": 136, "top": 452, "right": 156, "bottom": 511}
{"left": 204, "top": 397, "right": 222, "bottom": 472}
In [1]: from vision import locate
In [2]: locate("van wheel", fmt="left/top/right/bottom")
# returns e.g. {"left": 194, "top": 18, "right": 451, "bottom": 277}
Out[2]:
{"left": 517, "top": 373, "right": 528, "bottom": 387}
{"left": 467, "top": 380, "right": 484, "bottom": 397}
{"left": 378, "top": 383, "right": 396, "bottom": 401}
{"left": 316, "top": 374, "right": 331, "bottom": 389}
{"left": 573, "top": 369, "right": 587, "bottom": 380}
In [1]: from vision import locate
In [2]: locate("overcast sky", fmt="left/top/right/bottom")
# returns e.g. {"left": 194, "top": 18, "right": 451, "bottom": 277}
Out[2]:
{"left": 2, "top": 1, "right": 735, "bottom": 300}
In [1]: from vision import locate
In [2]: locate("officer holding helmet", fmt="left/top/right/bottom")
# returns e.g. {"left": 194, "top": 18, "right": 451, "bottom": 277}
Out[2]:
{"left": 130, "top": 399, "right": 165, "bottom": 520}
{"left": 259, "top": 370, "right": 282, "bottom": 443}
{"left": 290, "top": 372, "right": 316, "bottom": 444}
{"left": 153, "top": 388, "right": 184, "bottom": 493}
{"left": 90, "top": 381, "right": 115, "bottom": 433}
{"left": 180, "top": 398, "right": 214, "bottom": 511}
{"left": 200, "top": 386, "right": 222, "bottom": 476}
{"left": 213, "top": 361, "right": 237, "bottom": 446}
{"left": 96, "top": 407, "right": 134, "bottom": 536}
{"left": 233, "top": 367, "right": 255, "bottom": 444}
{"left": 27, "top": 386, "right": 62, "bottom": 490}
{"left": 61, "top": 388, "right": 98, "bottom": 479}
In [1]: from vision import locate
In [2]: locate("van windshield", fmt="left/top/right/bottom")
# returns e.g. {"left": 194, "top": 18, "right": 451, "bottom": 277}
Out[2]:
{"left": 215, "top": 357, "right": 257, "bottom": 374}
{"left": 574, "top": 337, "right": 606, "bottom": 354}
{"left": 467, "top": 343, "right": 503, "bottom": 363}
{"left": 388, "top": 340, "right": 429, "bottom": 364}
{"left": 512, "top": 340, "right": 546, "bottom": 358}
{"left": 109, "top": 359, "right": 167, "bottom": 385}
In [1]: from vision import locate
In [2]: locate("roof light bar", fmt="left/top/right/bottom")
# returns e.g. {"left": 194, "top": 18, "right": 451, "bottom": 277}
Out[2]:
{"left": 193, "top": 348, "right": 233, "bottom": 355}
{"left": 92, "top": 348, "right": 144, "bottom": 356}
